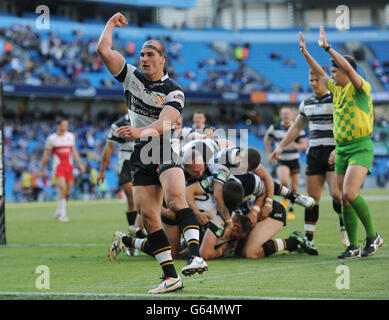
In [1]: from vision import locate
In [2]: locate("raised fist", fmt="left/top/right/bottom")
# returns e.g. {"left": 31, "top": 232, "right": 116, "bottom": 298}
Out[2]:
{"left": 108, "top": 12, "right": 128, "bottom": 28}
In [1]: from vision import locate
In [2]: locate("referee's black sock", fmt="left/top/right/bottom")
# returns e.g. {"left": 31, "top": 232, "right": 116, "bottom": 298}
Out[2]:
{"left": 176, "top": 207, "right": 201, "bottom": 258}
{"left": 126, "top": 210, "right": 138, "bottom": 226}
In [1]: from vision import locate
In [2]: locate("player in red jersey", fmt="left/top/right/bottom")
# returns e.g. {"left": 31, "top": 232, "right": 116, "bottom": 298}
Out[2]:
{"left": 40, "top": 118, "right": 85, "bottom": 222}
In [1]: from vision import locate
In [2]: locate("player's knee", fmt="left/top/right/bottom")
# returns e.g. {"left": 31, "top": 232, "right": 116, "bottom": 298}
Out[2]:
{"left": 331, "top": 192, "right": 341, "bottom": 205}
{"left": 342, "top": 190, "right": 358, "bottom": 203}
{"left": 243, "top": 246, "right": 260, "bottom": 259}
{"left": 165, "top": 195, "right": 186, "bottom": 212}
{"left": 139, "top": 211, "right": 160, "bottom": 233}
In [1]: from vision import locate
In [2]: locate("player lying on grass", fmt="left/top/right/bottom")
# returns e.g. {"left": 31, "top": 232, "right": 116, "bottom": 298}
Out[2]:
{"left": 182, "top": 146, "right": 316, "bottom": 234}
{"left": 108, "top": 175, "right": 251, "bottom": 264}
{"left": 194, "top": 173, "right": 313, "bottom": 260}
{"left": 299, "top": 26, "right": 383, "bottom": 259}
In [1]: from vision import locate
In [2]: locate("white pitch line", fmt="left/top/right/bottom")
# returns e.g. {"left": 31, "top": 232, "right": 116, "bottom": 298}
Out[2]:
{"left": 0, "top": 242, "right": 345, "bottom": 248}
{"left": 4, "top": 243, "right": 108, "bottom": 248}
{"left": 0, "top": 291, "right": 347, "bottom": 300}
{"left": 180, "top": 253, "right": 389, "bottom": 284}
{"left": 5, "top": 194, "right": 389, "bottom": 210}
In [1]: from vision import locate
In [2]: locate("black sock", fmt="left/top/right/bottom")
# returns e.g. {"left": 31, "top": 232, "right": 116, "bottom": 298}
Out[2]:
{"left": 135, "top": 228, "right": 147, "bottom": 238}
{"left": 122, "top": 236, "right": 153, "bottom": 255}
{"left": 333, "top": 201, "right": 345, "bottom": 228}
{"left": 305, "top": 204, "right": 319, "bottom": 241}
{"left": 262, "top": 238, "right": 299, "bottom": 257}
{"left": 126, "top": 211, "right": 138, "bottom": 226}
{"left": 147, "top": 229, "right": 177, "bottom": 278}
{"left": 284, "top": 237, "right": 299, "bottom": 251}
{"left": 176, "top": 208, "right": 201, "bottom": 258}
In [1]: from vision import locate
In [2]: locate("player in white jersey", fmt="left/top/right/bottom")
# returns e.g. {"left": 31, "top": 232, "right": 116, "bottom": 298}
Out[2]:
{"left": 98, "top": 12, "right": 207, "bottom": 294}
{"left": 98, "top": 114, "right": 145, "bottom": 256}
{"left": 265, "top": 107, "right": 308, "bottom": 219}
{"left": 40, "top": 118, "right": 85, "bottom": 222}
{"left": 269, "top": 69, "right": 349, "bottom": 254}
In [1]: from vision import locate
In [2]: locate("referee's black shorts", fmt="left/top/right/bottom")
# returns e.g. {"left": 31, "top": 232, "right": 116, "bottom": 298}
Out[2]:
{"left": 306, "top": 145, "right": 335, "bottom": 176}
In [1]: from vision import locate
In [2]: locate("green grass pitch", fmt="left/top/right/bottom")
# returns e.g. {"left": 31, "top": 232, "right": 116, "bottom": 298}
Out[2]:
{"left": 1, "top": 189, "right": 388, "bottom": 300}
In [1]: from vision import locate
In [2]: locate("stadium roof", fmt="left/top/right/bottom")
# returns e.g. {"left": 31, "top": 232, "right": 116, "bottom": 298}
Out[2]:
{"left": 66, "top": 0, "right": 197, "bottom": 9}
{"left": 218, "top": 0, "right": 388, "bottom": 7}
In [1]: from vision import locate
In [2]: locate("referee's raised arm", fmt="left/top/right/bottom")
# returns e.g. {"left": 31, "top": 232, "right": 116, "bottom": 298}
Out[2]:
{"left": 299, "top": 31, "right": 329, "bottom": 86}
{"left": 97, "top": 13, "right": 127, "bottom": 76}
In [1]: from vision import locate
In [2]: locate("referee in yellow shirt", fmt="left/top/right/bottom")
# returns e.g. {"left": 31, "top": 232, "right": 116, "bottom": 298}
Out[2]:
{"left": 298, "top": 26, "right": 383, "bottom": 259}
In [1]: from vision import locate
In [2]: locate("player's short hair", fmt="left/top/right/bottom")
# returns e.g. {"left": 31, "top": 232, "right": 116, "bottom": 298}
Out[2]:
{"left": 331, "top": 55, "right": 357, "bottom": 71}
{"left": 193, "top": 111, "right": 205, "bottom": 117}
{"left": 235, "top": 214, "right": 252, "bottom": 235}
{"left": 183, "top": 148, "right": 203, "bottom": 165}
{"left": 222, "top": 180, "right": 245, "bottom": 211}
{"left": 246, "top": 148, "right": 261, "bottom": 171}
{"left": 142, "top": 40, "right": 166, "bottom": 57}
{"left": 309, "top": 65, "right": 328, "bottom": 76}
{"left": 55, "top": 117, "right": 67, "bottom": 125}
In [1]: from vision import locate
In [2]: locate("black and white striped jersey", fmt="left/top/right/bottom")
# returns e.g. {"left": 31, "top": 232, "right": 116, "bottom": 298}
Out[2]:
{"left": 181, "top": 138, "right": 221, "bottom": 165}
{"left": 210, "top": 147, "right": 241, "bottom": 184}
{"left": 114, "top": 62, "right": 185, "bottom": 147}
{"left": 107, "top": 114, "right": 135, "bottom": 165}
{"left": 265, "top": 121, "right": 307, "bottom": 161}
{"left": 199, "top": 172, "right": 265, "bottom": 198}
{"left": 229, "top": 172, "right": 265, "bottom": 198}
{"left": 181, "top": 139, "right": 220, "bottom": 185}
{"left": 299, "top": 92, "right": 335, "bottom": 148}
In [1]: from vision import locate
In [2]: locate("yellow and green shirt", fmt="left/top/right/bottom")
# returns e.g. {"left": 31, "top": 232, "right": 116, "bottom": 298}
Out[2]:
{"left": 327, "top": 76, "right": 374, "bottom": 145}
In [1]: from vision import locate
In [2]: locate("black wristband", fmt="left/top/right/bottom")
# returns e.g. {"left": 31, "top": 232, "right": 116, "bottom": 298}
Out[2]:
{"left": 325, "top": 45, "right": 332, "bottom": 52}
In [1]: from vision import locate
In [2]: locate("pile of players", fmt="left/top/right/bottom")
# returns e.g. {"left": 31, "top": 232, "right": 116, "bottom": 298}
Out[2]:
{"left": 103, "top": 111, "right": 321, "bottom": 267}
{"left": 95, "top": 15, "right": 382, "bottom": 294}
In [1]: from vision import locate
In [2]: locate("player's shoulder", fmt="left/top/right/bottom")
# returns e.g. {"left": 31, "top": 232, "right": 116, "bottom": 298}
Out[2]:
{"left": 65, "top": 131, "right": 74, "bottom": 137}
{"left": 47, "top": 132, "right": 57, "bottom": 140}
{"left": 273, "top": 121, "right": 284, "bottom": 130}
{"left": 112, "top": 114, "right": 131, "bottom": 128}
{"left": 164, "top": 76, "right": 184, "bottom": 93}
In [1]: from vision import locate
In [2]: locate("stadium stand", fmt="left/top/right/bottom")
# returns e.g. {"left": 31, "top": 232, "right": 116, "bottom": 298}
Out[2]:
{"left": 368, "top": 41, "right": 389, "bottom": 91}
{"left": 1, "top": 7, "right": 389, "bottom": 201}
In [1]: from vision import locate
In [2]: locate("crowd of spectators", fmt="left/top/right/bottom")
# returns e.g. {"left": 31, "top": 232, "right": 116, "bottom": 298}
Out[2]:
{"left": 0, "top": 23, "right": 276, "bottom": 94}
{"left": 371, "top": 57, "right": 389, "bottom": 91}
{"left": 3, "top": 107, "right": 389, "bottom": 202}
{"left": 3, "top": 109, "right": 119, "bottom": 202}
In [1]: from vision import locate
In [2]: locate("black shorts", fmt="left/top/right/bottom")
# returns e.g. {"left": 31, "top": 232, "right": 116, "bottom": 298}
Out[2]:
{"left": 306, "top": 145, "right": 335, "bottom": 176}
{"left": 239, "top": 200, "right": 286, "bottom": 226}
{"left": 270, "top": 200, "right": 287, "bottom": 226}
{"left": 118, "top": 160, "right": 133, "bottom": 186}
{"left": 161, "top": 213, "right": 181, "bottom": 226}
{"left": 277, "top": 159, "right": 300, "bottom": 175}
{"left": 130, "top": 145, "right": 182, "bottom": 186}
